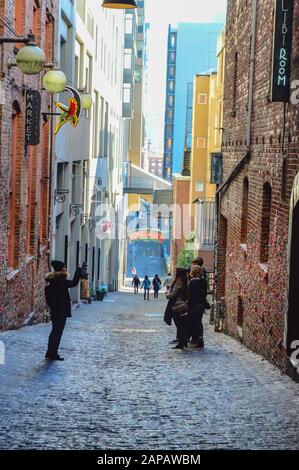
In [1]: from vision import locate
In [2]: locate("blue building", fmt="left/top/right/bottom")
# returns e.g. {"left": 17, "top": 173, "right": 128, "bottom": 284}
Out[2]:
{"left": 163, "top": 23, "right": 223, "bottom": 180}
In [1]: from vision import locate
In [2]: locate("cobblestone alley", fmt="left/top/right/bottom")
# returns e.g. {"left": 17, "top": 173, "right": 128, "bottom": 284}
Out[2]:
{"left": 0, "top": 290, "right": 299, "bottom": 450}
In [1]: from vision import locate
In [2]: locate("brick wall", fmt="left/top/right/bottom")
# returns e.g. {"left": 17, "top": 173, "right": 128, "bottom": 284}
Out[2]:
{"left": 171, "top": 177, "right": 190, "bottom": 269}
{"left": 217, "top": 0, "right": 299, "bottom": 375}
{"left": 0, "top": 0, "right": 58, "bottom": 330}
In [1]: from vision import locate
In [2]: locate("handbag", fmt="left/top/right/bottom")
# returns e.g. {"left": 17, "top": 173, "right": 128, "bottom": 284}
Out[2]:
{"left": 172, "top": 302, "right": 188, "bottom": 316}
{"left": 205, "top": 299, "right": 211, "bottom": 310}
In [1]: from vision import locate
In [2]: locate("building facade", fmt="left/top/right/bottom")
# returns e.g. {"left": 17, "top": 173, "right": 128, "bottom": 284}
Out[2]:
{"left": 0, "top": 0, "right": 58, "bottom": 330}
{"left": 163, "top": 23, "right": 223, "bottom": 180}
{"left": 217, "top": 0, "right": 299, "bottom": 377}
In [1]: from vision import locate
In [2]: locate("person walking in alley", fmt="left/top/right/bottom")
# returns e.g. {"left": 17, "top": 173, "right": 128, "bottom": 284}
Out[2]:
{"left": 132, "top": 274, "right": 141, "bottom": 294}
{"left": 188, "top": 265, "right": 208, "bottom": 348}
{"left": 45, "top": 261, "right": 81, "bottom": 361}
{"left": 141, "top": 275, "right": 151, "bottom": 300}
{"left": 153, "top": 274, "right": 161, "bottom": 299}
{"left": 166, "top": 267, "right": 189, "bottom": 349}
{"left": 164, "top": 272, "right": 173, "bottom": 293}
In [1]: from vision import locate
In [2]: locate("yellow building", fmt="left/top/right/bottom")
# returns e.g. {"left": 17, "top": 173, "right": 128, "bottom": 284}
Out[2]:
{"left": 189, "top": 27, "right": 225, "bottom": 221}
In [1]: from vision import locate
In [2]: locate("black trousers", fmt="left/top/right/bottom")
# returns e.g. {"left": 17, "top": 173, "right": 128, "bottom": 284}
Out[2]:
{"left": 144, "top": 288, "right": 149, "bottom": 300}
{"left": 133, "top": 285, "right": 139, "bottom": 294}
{"left": 46, "top": 315, "right": 67, "bottom": 357}
{"left": 174, "top": 312, "right": 189, "bottom": 346}
{"left": 188, "top": 304, "right": 205, "bottom": 342}
{"left": 154, "top": 289, "right": 159, "bottom": 298}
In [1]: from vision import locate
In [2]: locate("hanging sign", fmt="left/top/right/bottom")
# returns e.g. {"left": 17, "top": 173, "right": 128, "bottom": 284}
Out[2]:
{"left": 25, "top": 90, "right": 41, "bottom": 145}
{"left": 54, "top": 86, "right": 81, "bottom": 135}
{"left": 271, "top": 0, "right": 294, "bottom": 102}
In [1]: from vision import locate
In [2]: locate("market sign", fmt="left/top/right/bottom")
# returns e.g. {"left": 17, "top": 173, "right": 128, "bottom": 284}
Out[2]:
{"left": 128, "top": 230, "right": 165, "bottom": 243}
{"left": 210, "top": 153, "right": 222, "bottom": 184}
{"left": 25, "top": 90, "right": 41, "bottom": 145}
{"left": 271, "top": 0, "right": 294, "bottom": 102}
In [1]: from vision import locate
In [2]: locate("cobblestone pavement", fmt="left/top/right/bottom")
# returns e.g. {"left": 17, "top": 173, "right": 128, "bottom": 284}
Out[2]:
{"left": 0, "top": 289, "right": 299, "bottom": 450}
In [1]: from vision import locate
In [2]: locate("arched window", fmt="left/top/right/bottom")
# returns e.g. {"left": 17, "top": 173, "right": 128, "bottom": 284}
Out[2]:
{"left": 260, "top": 182, "right": 272, "bottom": 263}
{"left": 8, "top": 102, "right": 21, "bottom": 268}
{"left": 14, "top": 0, "right": 25, "bottom": 36}
{"left": 241, "top": 177, "right": 249, "bottom": 243}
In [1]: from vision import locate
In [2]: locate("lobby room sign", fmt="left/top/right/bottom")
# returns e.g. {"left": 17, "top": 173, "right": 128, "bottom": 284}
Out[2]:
{"left": 271, "top": 0, "right": 294, "bottom": 102}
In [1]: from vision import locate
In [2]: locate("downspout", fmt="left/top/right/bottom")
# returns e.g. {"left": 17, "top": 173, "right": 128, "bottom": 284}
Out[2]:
{"left": 247, "top": 0, "right": 258, "bottom": 148}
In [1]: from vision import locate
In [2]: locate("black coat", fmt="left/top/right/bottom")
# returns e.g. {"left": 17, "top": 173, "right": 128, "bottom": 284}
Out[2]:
{"left": 164, "top": 281, "right": 187, "bottom": 325}
{"left": 45, "top": 270, "right": 80, "bottom": 318}
{"left": 188, "top": 278, "right": 207, "bottom": 306}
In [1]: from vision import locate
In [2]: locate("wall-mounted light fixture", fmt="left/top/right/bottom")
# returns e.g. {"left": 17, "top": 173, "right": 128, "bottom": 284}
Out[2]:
{"left": 102, "top": 0, "right": 137, "bottom": 9}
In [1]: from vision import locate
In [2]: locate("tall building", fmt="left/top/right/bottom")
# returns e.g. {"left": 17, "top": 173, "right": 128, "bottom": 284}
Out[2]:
{"left": 217, "top": 0, "right": 299, "bottom": 377}
{"left": 0, "top": 0, "right": 58, "bottom": 330}
{"left": 163, "top": 23, "right": 223, "bottom": 180}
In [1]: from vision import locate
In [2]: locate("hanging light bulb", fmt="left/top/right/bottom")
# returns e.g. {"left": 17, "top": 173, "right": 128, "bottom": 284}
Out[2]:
{"left": 102, "top": 0, "right": 137, "bottom": 9}
{"left": 43, "top": 69, "right": 67, "bottom": 93}
{"left": 81, "top": 92, "right": 93, "bottom": 110}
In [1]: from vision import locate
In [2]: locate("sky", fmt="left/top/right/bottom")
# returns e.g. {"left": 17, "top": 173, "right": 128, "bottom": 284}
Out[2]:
{"left": 144, "top": 0, "right": 227, "bottom": 152}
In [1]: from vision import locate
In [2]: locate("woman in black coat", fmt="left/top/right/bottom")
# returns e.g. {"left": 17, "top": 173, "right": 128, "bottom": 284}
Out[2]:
{"left": 165, "top": 267, "right": 189, "bottom": 349}
{"left": 45, "top": 260, "right": 81, "bottom": 361}
{"left": 188, "top": 265, "right": 208, "bottom": 348}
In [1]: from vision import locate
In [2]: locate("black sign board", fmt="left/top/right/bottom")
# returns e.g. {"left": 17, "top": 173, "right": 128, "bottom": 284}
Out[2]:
{"left": 25, "top": 90, "right": 41, "bottom": 145}
{"left": 271, "top": 0, "right": 294, "bottom": 102}
{"left": 210, "top": 153, "right": 222, "bottom": 184}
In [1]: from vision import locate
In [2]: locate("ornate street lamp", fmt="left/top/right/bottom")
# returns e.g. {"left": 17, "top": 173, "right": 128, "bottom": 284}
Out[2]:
{"left": 80, "top": 92, "right": 93, "bottom": 110}
{"left": 102, "top": 0, "right": 137, "bottom": 9}
{"left": 43, "top": 69, "right": 67, "bottom": 93}
{"left": 0, "top": 32, "right": 45, "bottom": 75}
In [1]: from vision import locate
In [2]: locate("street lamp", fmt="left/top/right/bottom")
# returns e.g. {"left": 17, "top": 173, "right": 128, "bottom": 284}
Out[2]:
{"left": 80, "top": 92, "right": 93, "bottom": 110}
{"left": 0, "top": 32, "right": 45, "bottom": 75}
{"left": 102, "top": 0, "right": 137, "bottom": 9}
{"left": 43, "top": 69, "right": 67, "bottom": 93}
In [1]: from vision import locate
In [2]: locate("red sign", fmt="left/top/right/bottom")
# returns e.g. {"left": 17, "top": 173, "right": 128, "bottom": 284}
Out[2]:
{"left": 128, "top": 230, "right": 164, "bottom": 242}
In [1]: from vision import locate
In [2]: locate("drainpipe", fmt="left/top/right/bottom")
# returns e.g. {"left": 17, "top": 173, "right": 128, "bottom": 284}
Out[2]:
{"left": 247, "top": 0, "right": 257, "bottom": 148}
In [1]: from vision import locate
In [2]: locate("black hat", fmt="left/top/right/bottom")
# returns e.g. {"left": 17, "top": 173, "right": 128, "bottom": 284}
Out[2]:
{"left": 51, "top": 260, "right": 65, "bottom": 272}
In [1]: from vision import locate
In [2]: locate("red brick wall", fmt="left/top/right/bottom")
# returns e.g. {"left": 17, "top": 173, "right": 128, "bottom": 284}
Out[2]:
{"left": 171, "top": 178, "right": 190, "bottom": 269}
{"left": 218, "top": 0, "right": 299, "bottom": 374}
{"left": 0, "top": 0, "right": 58, "bottom": 330}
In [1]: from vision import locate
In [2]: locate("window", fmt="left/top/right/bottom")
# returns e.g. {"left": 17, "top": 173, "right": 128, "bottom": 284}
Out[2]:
{"left": 169, "top": 66, "right": 175, "bottom": 78}
{"left": 168, "top": 52, "right": 176, "bottom": 64}
{"left": 168, "top": 80, "right": 174, "bottom": 92}
{"left": 170, "top": 34, "right": 176, "bottom": 49}
{"left": 237, "top": 296, "right": 244, "bottom": 327}
{"left": 123, "top": 83, "right": 131, "bottom": 103}
{"left": 125, "top": 16, "right": 133, "bottom": 34}
{"left": 14, "top": 0, "right": 24, "bottom": 35}
{"left": 32, "top": 4, "right": 40, "bottom": 44}
{"left": 167, "top": 139, "right": 172, "bottom": 149}
{"left": 168, "top": 95, "right": 174, "bottom": 107}
{"left": 197, "top": 137, "right": 206, "bottom": 149}
{"left": 93, "top": 91, "right": 99, "bottom": 158}
{"left": 241, "top": 178, "right": 249, "bottom": 243}
{"left": 26, "top": 146, "right": 37, "bottom": 254}
{"left": 195, "top": 181, "right": 204, "bottom": 192}
{"left": 124, "top": 50, "right": 132, "bottom": 69}
{"left": 40, "top": 122, "right": 49, "bottom": 244}
{"left": 260, "top": 183, "right": 272, "bottom": 263}
{"left": 198, "top": 93, "right": 207, "bottom": 105}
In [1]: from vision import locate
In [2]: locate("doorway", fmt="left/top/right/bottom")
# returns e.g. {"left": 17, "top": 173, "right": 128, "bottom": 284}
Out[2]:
{"left": 287, "top": 201, "right": 299, "bottom": 355}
